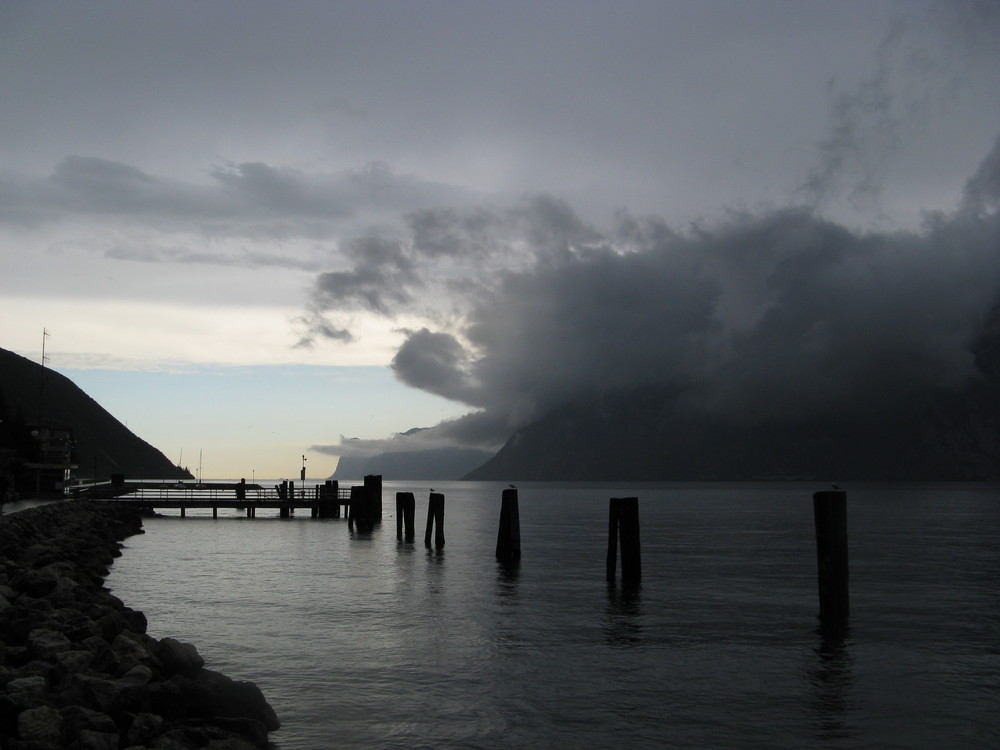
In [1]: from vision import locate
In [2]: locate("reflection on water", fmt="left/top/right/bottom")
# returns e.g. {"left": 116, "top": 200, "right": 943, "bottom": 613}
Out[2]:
{"left": 605, "top": 581, "right": 643, "bottom": 647}
{"left": 809, "top": 624, "right": 856, "bottom": 744}
{"left": 103, "top": 481, "right": 1000, "bottom": 749}
{"left": 496, "top": 560, "right": 520, "bottom": 591}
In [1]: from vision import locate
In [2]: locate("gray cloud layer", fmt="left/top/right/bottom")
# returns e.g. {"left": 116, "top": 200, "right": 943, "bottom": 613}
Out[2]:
{"left": 299, "top": 0, "right": 1000, "bottom": 458}
{"left": 3, "top": 1, "right": 999, "bottom": 461}
{"left": 2, "top": 156, "right": 473, "bottom": 225}
{"left": 310, "top": 137, "right": 1000, "bottom": 456}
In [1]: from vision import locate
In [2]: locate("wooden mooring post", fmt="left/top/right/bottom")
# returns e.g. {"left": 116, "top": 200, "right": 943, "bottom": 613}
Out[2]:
{"left": 425, "top": 492, "right": 445, "bottom": 548}
{"left": 349, "top": 485, "right": 373, "bottom": 533}
{"left": 396, "top": 492, "right": 416, "bottom": 540}
{"left": 813, "top": 490, "right": 849, "bottom": 622}
{"left": 316, "top": 480, "right": 340, "bottom": 518}
{"left": 364, "top": 474, "right": 382, "bottom": 524}
{"left": 495, "top": 488, "right": 521, "bottom": 562}
{"left": 607, "top": 497, "right": 641, "bottom": 583}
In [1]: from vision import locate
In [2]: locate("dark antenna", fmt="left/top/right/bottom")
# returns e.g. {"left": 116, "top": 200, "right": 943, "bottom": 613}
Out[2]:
{"left": 38, "top": 328, "right": 50, "bottom": 421}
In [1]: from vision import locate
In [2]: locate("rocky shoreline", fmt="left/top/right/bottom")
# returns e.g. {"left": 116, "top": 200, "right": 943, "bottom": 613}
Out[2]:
{"left": 0, "top": 501, "right": 280, "bottom": 749}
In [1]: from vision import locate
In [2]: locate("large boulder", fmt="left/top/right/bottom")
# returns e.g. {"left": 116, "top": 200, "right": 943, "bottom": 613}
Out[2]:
{"left": 17, "top": 704, "right": 63, "bottom": 745}
{"left": 156, "top": 637, "right": 204, "bottom": 678}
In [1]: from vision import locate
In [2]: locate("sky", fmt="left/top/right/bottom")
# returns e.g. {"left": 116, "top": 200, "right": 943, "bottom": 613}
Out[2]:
{"left": 2, "top": 1, "right": 999, "bottom": 479}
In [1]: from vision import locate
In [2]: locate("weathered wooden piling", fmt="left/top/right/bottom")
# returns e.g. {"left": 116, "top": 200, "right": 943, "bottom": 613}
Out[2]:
{"left": 396, "top": 492, "right": 416, "bottom": 540}
{"left": 607, "top": 497, "right": 641, "bottom": 583}
{"left": 317, "top": 479, "right": 340, "bottom": 518}
{"left": 364, "top": 474, "right": 382, "bottom": 523}
{"left": 349, "top": 485, "right": 374, "bottom": 532}
{"left": 424, "top": 492, "right": 445, "bottom": 548}
{"left": 813, "top": 490, "right": 849, "bottom": 622}
{"left": 495, "top": 488, "right": 521, "bottom": 562}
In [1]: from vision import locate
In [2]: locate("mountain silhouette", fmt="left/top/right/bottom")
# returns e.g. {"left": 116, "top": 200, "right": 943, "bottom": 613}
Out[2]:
{"left": 0, "top": 347, "right": 190, "bottom": 481}
{"left": 466, "top": 304, "right": 1000, "bottom": 481}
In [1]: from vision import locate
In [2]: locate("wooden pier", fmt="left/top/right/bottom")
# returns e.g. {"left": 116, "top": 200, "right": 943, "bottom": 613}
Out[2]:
{"left": 73, "top": 478, "right": 355, "bottom": 519}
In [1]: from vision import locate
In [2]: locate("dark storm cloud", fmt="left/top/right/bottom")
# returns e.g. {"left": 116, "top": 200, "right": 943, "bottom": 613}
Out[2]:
{"left": 962, "top": 134, "right": 1000, "bottom": 215}
{"left": 312, "top": 236, "right": 417, "bottom": 315}
{"left": 390, "top": 329, "right": 477, "bottom": 405}
{"left": 298, "top": 195, "right": 604, "bottom": 345}
{"left": 308, "top": 139, "right": 1000, "bottom": 449}
{"left": 407, "top": 206, "right": 506, "bottom": 258}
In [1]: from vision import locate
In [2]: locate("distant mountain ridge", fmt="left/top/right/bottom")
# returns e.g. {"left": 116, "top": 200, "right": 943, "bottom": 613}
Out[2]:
{"left": 466, "top": 308, "right": 1000, "bottom": 482}
{"left": 0, "top": 346, "right": 189, "bottom": 480}
{"left": 333, "top": 447, "right": 494, "bottom": 481}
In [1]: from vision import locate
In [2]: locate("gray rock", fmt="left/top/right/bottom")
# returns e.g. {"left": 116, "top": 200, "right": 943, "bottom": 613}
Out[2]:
{"left": 111, "top": 631, "right": 154, "bottom": 675}
{"left": 61, "top": 672, "right": 146, "bottom": 715}
{"left": 17, "top": 704, "right": 63, "bottom": 744}
{"left": 126, "top": 711, "right": 165, "bottom": 746}
{"left": 10, "top": 566, "right": 59, "bottom": 598}
{"left": 76, "top": 728, "right": 121, "bottom": 750}
{"left": 7, "top": 673, "right": 47, "bottom": 696}
{"left": 156, "top": 638, "right": 204, "bottom": 679}
{"left": 194, "top": 670, "right": 280, "bottom": 732}
{"left": 13, "top": 658, "right": 58, "bottom": 686}
{"left": 53, "top": 648, "right": 95, "bottom": 675}
{"left": 46, "top": 574, "right": 79, "bottom": 607}
{"left": 27, "top": 628, "right": 72, "bottom": 659}
{"left": 120, "top": 663, "right": 155, "bottom": 686}
{"left": 59, "top": 704, "right": 118, "bottom": 735}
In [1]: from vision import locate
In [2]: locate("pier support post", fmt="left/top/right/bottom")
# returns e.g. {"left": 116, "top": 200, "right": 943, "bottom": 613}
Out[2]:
{"left": 236, "top": 478, "right": 246, "bottom": 502}
{"left": 180, "top": 507, "right": 186, "bottom": 519}
{"left": 364, "top": 474, "right": 382, "bottom": 523}
{"left": 349, "top": 485, "right": 373, "bottom": 533}
{"left": 213, "top": 507, "right": 217, "bottom": 519}
{"left": 495, "top": 488, "right": 521, "bottom": 562}
{"left": 424, "top": 492, "right": 445, "bottom": 549}
{"left": 280, "top": 505, "right": 290, "bottom": 519}
{"left": 607, "top": 497, "right": 640, "bottom": 583}
{"left": 396, "top": 492, "right": 415, "bottom": 541}
{"left": 813, "top": 490, "right": 849, "bottom": 623}
{"left": 317, "top": 480, "right": 339, "bottom": 518}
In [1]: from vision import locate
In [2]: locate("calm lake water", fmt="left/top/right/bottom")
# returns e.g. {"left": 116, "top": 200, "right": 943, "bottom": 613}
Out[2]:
{"left": 104, "top": 481, "right": 1000, "bottom": 749}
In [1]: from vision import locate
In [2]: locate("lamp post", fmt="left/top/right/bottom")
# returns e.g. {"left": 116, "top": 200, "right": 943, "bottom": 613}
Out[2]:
{"left": 300, "top": 455, "right": 307, "bottom": 498}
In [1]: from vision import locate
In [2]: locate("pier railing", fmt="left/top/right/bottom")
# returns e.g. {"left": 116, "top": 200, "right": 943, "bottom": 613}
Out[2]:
{"left": 69, "top": 478, "right": 357, "bottom": 518}
{"left": 71, "top": 479, "right": 352, "bottom": 503}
